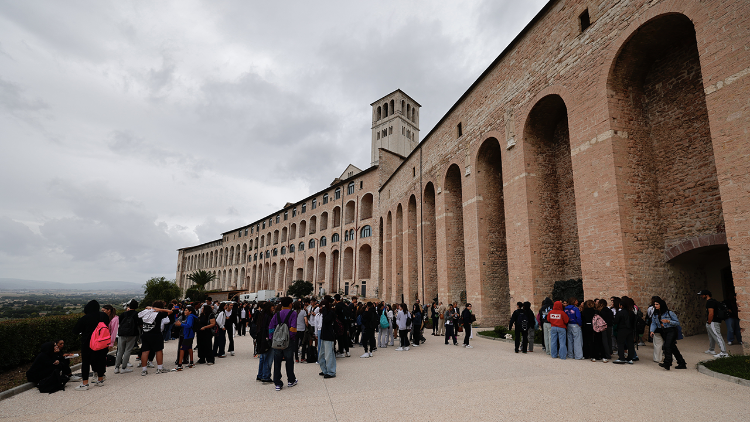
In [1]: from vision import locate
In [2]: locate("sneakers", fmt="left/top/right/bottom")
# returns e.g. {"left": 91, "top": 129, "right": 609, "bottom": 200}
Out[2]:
{"left": 155, "top": 368, "right": 169, "bottom": 374}
{"left": 74, "top": 383, "right": 89, "bottom": 391}
{"left": 94, "top": 380, "right": 104, "bottom": 387}
{"left": 275, "top": 385, "right": 282, "bottom": 391}
{"left": 147, "top": 361, "right": 155, "bottom": 368}
{"left": 465, "top": 345, "right": 473, "bottom": 349}
{"left": 675, "top": 364, "right": 688, "bottom": 369}
{"left": 175, "top": 365, "right": 183, "bottom": 371}
{"left": 627, "top": 360, "right": 634, "bottom": 364}
{"left": 612, "top": 360, "right": 626, "bottom": 364}
{"left": 369, "top": 352, "right": 373, "bottom": 357}
{"left": 602, "top": 359, "right": 608, "bottom": 363}
{"left": 323, "top": 374, "right": 335, "bottom": 378}
{"left": 728, "top": 341, "right": 733, "bottom": 345}
{"left": 704, "top": 349, "right": 717, "bottom": 355}
{"left": 69, "top": 375, "right": 82, "bottom": 382}
{"left": 126, "top": 363, "right": 133, "bottom": 367}
{"left": 288, "top": 379, "right": 298, "bottom": 388}
{"left": 404, "top": 347, "right": 410, "bottom": 351}
{"left": 714, "top": 352, "right": 729, "bottom": 358}
{"left": 230, "top": 351, "right": 235, "bottom": 356}
{"left": 187, "top": 363, "right": 195, "bottom": 368}
{"left": 360, "top": 353, "right": 370, "bottom": 358}
{"left": 637, "top": 342, "right": 646, "bottom": 346}
{"left": 336, "top": 353, "right": 345, "bottom": 358}
{"left": 141, "top": 369, "right": 148, "bottom": 376}
{"left": 207, "top": 362, "right": 214, "bottom": 365}
{"left": 345, "top": 352, "right": 350, "bottom": 357}
{"left": 113, "top": 368, "right": 120, "bottom": 374}
{"left": 395, "top": 347, "right": 404, "bottom": 351}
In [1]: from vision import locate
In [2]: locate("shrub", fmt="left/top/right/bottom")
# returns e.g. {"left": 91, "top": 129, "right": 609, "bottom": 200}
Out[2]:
{"left": 0, "top": 314, "right": 82, "bottom": 371}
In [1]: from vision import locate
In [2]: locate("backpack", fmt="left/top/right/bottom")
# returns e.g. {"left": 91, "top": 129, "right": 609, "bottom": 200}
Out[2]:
{"left": 118, "top": 312, "right": 138, "bottom": 337}
{"left": 592, "top": 314, "right": 607, "bottom": 332}
{"left": 517, "top": 311, "right": 528, "bottom": 331}
{"left": 635, "top": 308, "right": 646, "bottom": 334}
{"left": 271, "top": 310, "right": 294, "bottom": 350}
{"left": 541, "top": 306, "right": 551, "bottom": 323}
{"left": 406, "top": 312, "right": 412, "bottom": 328}
{"left": 90, "top": 322, "right": 111, "bottom": 351}
{"left": 714, "top": 301, "right": 729, "bottom": 321}
{"left": 380, "top": 312, "right": 389, "bottom": 328}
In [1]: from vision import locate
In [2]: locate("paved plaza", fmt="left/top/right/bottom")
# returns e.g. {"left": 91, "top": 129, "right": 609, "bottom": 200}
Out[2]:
{"left": 0, "top": 332, "right": 748, "bottom": 421}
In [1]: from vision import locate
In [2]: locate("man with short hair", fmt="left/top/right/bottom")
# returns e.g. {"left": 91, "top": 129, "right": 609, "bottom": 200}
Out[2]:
{"left": 114, "top": 299, "right": 139, "bottom": 374}
{"left": 269, "top": 297, "right": 298, "bottom": 391}
{"left": 699, "top": 290, "right": 728, "bottom": 357}
{"left": 174, "top": 305, "right": 197, "bottom": 371}
{"left": 436, "top": 302, "right": 447, "bottom": 336}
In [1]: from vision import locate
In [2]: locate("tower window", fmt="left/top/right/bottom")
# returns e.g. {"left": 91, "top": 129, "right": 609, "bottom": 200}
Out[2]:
{"left": 457, "top": 122, "right": 463, "bottom": 138}
{"left": 377, "top": 132, "right": 380, "bottom": 140}
{"left": 413, "top": 167, "right": 416, "bottom": 177}
{"left": 377, "top": 106, "right": 381, "bottom": 120}
{"left": 579, "top": 9, "right": 591, "bottom": 32}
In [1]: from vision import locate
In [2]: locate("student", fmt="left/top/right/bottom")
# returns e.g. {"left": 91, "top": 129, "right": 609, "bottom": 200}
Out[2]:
{"left": 581, "top": 300, "right": 596, "bottom": 360}
{"left": 269, "top": 297, "right": 298, "bottom": 391}
{"left": 73, "top": 300, "right": 109, "bottom": 390}
{"left": 698, "top": 290, "right": 728, "bottom": 357}
{"left": 461, "top": 303, "right": 476, "bottom": 348}
{"left": 102, "top": 305, "right": 118, "bottom": 351}
{"left": 548, "top": 301, "right": 569, "bottom": 359}
{"left": 255, "top": 302, "right": 274, "bottom": 382}
{"left": 613, "top": 297, "right": 637, "bottom": 364}
{"left": 377, "top": 304, "right": 391, "bottom": 348}
{"left": 444, "top": 303, "right": 459, "bottom": 346}
{"left": 538, "top": 298, "right": 553, "bottom": 355}
{"left": 138, "top": 301, "right": 173, "bottom": 375}
{"left": 294, "top": 300, "right": 308, "bottom": 363}
{"left": 594, "top": 299, "right": 612, "bottom": 362}
{"left": 174, "top": 305, "right": 197, "bottom": 371}
{"left": 650, "top": 299, "right": 687, "bottom": 370}
{"left": 213, "top": 302, "right": 228, "bottom": 358}
{"left": 26, "top": 342, "right": 68, "bottom": 393}
{"left": 318, "top": 298, "right": 337, "bottom": 378}
{"left": 565, "top": 297, "right": 583, "bottom": 360}
{"left": 226, "top": 301, "right": 237, "bottom": 356}
{"left": 53, "top": 339, "right": 80, "bottom": 381}
{"left": 114, "top": 299, "right": 139, "bottom": 374}
{"left": 396, "top": 303, "right": 411, "bottom": 351}
{"left": 196, "top": 304, "right": 216, "bottom": 365}
{"left": 646, "top": 296, "right": 664, "bottom": 363}
{"left": 412, "top": 303, "right": 423, "bottom": 346}
{"left": 333, "top": 294, "right": 351, "bottom": 357}
{"left": 360, "top": 302, "right": 377, "bottom": 358}
{"left": 431, "top": 303, "right": 439, "bottom": 336}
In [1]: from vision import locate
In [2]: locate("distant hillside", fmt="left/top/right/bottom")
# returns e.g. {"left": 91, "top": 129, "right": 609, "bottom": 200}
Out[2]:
{"left": 0, "top": 278, "right": 143, "bottom": 292}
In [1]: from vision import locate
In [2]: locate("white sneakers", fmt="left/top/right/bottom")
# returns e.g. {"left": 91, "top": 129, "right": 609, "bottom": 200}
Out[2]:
{"left": 465, "top": 345, "right": 473, "bottom": 349}
{"left": 369, "top": 352, "right": 373, "bottom": 357}
{"left": 404, "top": 347, "right": 410, "bottom": 351}
{"left": 230, "top": 351, "right": 235, "bottom": 356}
{"left": 395, "top": 347, "right": 403, "bottom": 351}
{"left": 74, "top": 383, "right": 89, "bottom": 391}
{"left": 113, "top": 368, "right": 120, "bottom": 374}
{"left": 345, "top": 352, "right": 351, "bottom": 357}
{"left": 69, "top": 375, "right": 82, "bottom": 382}
{"left": 714, "top": 352, "right": 729, "bottom": 358}
{"left": 360, "top": 353, "right": 370, "bottom": 358}
{"left": 704, "top": 350, "right": 716, "bottom": 355}
{"left": 121, "top": 368, "right": 133, "bottom": 373}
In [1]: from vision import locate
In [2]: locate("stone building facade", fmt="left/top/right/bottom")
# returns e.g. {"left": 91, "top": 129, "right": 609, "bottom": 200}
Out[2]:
{"left": 176, "top": 0, "right": 750, "bottom": 352}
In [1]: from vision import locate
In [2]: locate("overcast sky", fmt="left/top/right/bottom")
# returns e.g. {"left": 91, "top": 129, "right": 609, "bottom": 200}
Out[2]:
{"left": 0, "top": 0, "right": 547, "bottom": 284}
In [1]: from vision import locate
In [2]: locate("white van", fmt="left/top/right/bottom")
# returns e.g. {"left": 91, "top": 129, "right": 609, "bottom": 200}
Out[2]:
{"left": 239, "top": 293, "right": 257, "bottom": 302}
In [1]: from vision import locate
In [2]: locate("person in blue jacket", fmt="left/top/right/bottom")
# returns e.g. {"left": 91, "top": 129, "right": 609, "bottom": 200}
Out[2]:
{"left": 565, "top": 297, "right": 583, "bottom": 360}
{"left": 174, "top": 305, "right": 197, "bottom": 370}
{"left": 649, "top": 299, "right": 687, "bottom": 370}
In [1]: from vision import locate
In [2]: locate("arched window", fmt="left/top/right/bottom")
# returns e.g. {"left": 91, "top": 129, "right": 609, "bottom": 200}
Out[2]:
{"left": 411, "top": 108, "right": 415, "bottom": 121}
{"left": 265, "top": 250, "right": 270, "bottom": 259}
{"left": 299, "top": 242, "right": 305, "bottom": 251}
{"left": 407, "top": 103, "right": 411, "bottom": 118}
{"left": 360, "top": 225, "right": 372, "bottom": 238}
{"left": 273, "top": 248, "right": 278, "bottom": 257}
{"left": 390, "top": 99, "right": 394, "bottom": 115}
{"left": 320, "top": 236, "right": 327, "bottom": 247}
{"left": 347, "top": 182, "right": 355, "bottom": 195}
{"left": 332, "top": 233, "right": 340, "bottom": 242}
{"left": 344, "top": 231, "right": 349, "bottom": 242}
{"left": 350, "top": 229, "right": 355, "bottom": 240}
{"left": 309, "top": 239, "right": 315, "bottom": 249}
{"left": 281, "top": 246, "right": 286, "bottom": 255}
{"left": 384, "top": 102, "right": 389, "bottom": 117}
{"left": 290, "top": 244, "right": 295, "bottom": 253}
{"left": 254, "top": 253, "right": 257, "bottom": 261}
{"left": 377, "top": 106, "right": 381, "bottom": 120}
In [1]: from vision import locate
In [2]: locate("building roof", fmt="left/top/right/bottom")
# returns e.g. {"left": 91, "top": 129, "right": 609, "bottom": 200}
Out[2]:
{"left": 370, "top": 88, "right": 422, "bottom": 107}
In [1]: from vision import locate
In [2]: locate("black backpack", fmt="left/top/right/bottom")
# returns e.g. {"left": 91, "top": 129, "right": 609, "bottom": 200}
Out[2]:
{"left": 118, "top": 311, "right": 139, "bottom": 337}
{"left": 714, "top": 301, "right": 729, "bottom": 321}
{"left": 517, "top": 311, "right": 528, "bottom": 331}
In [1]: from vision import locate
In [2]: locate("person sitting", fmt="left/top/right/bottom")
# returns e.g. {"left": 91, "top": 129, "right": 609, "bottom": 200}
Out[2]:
{"left": 26, "top": 342, "right": 68, "bottom": 393}
{"left": 53, "top": 339, "right": 81, "bottom": 382}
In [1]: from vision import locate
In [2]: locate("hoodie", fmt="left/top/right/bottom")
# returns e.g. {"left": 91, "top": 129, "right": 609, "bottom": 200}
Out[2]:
{"left": 73, "top": 300, "right": 109, "bottom": 351}
{"left": 564, "top": 304, "right": 582, "bottom": 326}
{"left": 548, "top": 301, "right": 569, "bottom": 329}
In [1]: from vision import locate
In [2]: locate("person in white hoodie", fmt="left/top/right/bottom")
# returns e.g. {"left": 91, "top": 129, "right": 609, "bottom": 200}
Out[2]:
{"left": 395, "top": 303, "right": 411, "bottom": 351}
{"left": 212, "top": 303, "right": 227, "bottom": 358}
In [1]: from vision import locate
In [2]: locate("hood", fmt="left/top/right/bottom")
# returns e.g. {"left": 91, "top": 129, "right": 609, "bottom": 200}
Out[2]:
{"left": 553, "top": 301, "right": 563, "bottom": 311}
{"left": 83, "top": 300, "right": 100, "bottom": 315}
{"left": 542, "top": 297, "right": 553, "bottom": 308}
{"left": 39, "top": 341, "right": 55, "bottom": 356}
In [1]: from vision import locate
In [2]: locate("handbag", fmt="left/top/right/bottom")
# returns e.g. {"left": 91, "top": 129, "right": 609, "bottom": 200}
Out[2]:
{"left": 458, "top": 325, "right": 464, "bottom": 333}
{"left": 439, "top": 313, "right": 444, "bottom": 319}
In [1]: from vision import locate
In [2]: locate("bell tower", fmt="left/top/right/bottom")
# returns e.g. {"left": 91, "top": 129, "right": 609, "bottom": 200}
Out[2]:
{"left": 370, "top": 89, "right": 420, "bottom": 166}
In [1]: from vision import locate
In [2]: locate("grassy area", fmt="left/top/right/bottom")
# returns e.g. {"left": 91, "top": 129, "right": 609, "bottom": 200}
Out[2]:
{"left": 478, "top": 330, "right": 504, "bottom": 338}
{"left": 702, "top": 355, "right": 750, "bottom": 381}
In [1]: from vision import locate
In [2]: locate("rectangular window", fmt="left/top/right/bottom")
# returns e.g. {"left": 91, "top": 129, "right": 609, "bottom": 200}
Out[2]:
{"left": 312, "top": 198, "right": 317, "bottom": 210}
{"left": 335, "top": 188, "right": 341, "bottom": 200}
{"left": 262, "top": 222, "right": 265, "bottom": 229}
{"left": 293, "top": 207, "right": 297, "bottom": 217}
{"left": 389, "top": 126, "right": 392, "bottom": 135}
{"left": 302, "top": 203, "right": 306, "bottom": 213}
{"left": 377, "top": 132, "right": 380, "bottom": 140}
{"left": 579, "top": 9, "right": 591, "bottom": 32}
{"left": 284, "top": 211, "right": 288, "bottom": 221}
{"left": 276, "top": 215, "right": 280, "bottom": 223}
{"left": 245, "top": 228, "right": 248, "bottom": 236}
{"left": 323, "top": 194, "right": 328, "bottom": 204}
{"left": 269, "top": 218, "right": 272, "bottom": 227}
{"left": 360, "top": 181, "right": 363, "bottom": 189}
{"left": 457, "top": 122, "right": 463, "bottom": 137}
{"left": 238, "top": 230, "right": 242, "bottom": 237}
{"left": 344, "top": 282, "right": 349, "bottom": 296}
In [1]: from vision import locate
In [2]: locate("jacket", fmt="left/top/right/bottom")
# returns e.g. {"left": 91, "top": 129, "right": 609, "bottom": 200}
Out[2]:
{"left": 649, "top": 310, "right": 680, "bottom": 332}
{"left": 564, "top": 304, "right": 582, "bottom": 326}
{"left": 548, "top": 301, "right": 569, "bottom": 329}
{"left": 461, "top": 308, "right": 474, "bottom": 326}
{"left": 182, "top": 313, "right": 198, "bottom": 340}
{"left": 396, "top": 309, "right": 410, "bottom": 330}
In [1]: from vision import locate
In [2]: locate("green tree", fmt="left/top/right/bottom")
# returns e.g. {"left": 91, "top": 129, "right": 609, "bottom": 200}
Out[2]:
{"left": 187, "top": 270, "right": 216, "bottom": 290}
{"left": 143, "top": 277, "right": 181, "bottom": 306}
{"left": 287, "top": 280, "right": 313, "bottom": 298}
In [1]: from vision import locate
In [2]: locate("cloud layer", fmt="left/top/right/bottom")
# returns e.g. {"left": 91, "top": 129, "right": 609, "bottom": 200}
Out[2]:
{"left": 0, "top": 0, "right": 546, "bottom": 283}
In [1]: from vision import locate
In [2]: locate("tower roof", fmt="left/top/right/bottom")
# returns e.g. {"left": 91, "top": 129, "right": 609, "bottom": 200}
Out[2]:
{"left": 369, "top": 89, "right": 421, "bottom": 107}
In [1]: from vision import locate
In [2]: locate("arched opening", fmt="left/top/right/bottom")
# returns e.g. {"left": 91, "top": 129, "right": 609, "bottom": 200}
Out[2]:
{"left": 233, "top": 268, "right": 238, "bottom": 289}
{"left": 310, "top": 215, "right": 317, "bottom": 235}
{"left": 423, "top": 182, "right": 438, "bottom": 303}
{"left": 273, "top": 230, "right": 279, "bottom": 244}
{"left": 384, "top": 102, "right": 389, "bottom": 117}
{"left": 395, "top": 204, "right": 404, "bottom": 302}
{"left": 360, "top": 193, "right": 373, "bottom": 220}
{"left": 290, "top": 223, "right": 296, "bottom": 240}
{"left": 358, "top": 244, "right": 372, "bottom": 281}
{"left": 444, "top": 164, "right": 466, "bottom": 304}
{"left": 252, "top": 264, "right": 257, "bottom": 291}
{"left": 260, "top": 236, "right": 265, "bottom": 248}
{"left": 524, "top": 94, "right": 581, "bottom": 301}
{"left": 389, "top": 99, "right": 394, "bottom": 116}
{"left": 240, "top": 267, "right": 245, "bottom": 289}
{"left": 269, "top": 262, "right": 276, "bottom": 290}
{"left": 475, "top": 138, "right": 511, "bottom": 325}
{"left": 344, "top": 201, "right": 356, "bottom": 224}
{"left": 306, "top": 256, "right": 315, "bottom": 283}
{"left": 264, "top": 262, "right": 270, "bottom": 290}
{"left": 343, "top": 247, "right": 354, "bottom": 283}
{"left": 317, "top": 252, "right": 327, "bottom": 285}
{"left": 330, "top": 249, "right": 340, "bottom": 294}
{"left": 407, "top": 103, "right": 411, "bottom": 119}
{"left": 286, "top": 258, "right": 294, "bottom": 290}
{"left": 296, "top": 267, "right": 304, "bottom": 282}
{"left": 320, "top": 212, "right": 328, "bottom": 231}
{"left": 407, "top": 195, "right": 419, "bottom": 302}
{"left": 281, "top": 227, "right": 287, "bottom": 243}
{"left": 242, "top": 244, "right": 247, "bottom": 263}
{"left": 385, "top": 212, "right": 392, "bottom": 301}
{"left": 229, "top": 246, "right": 235, "bottom": 265}
{"left": 299, "top": 220, "right": 307, "bottom": 238}
{"left": 377, "top": 106, "right": 382, "bottom": 120}
{"left": 333, "top": 206, "right": 341, "bottom": 228}
{"left": 278, "top": 259, "right": 286, "bottom": 292}
{"left": 608, "top": 14, "right": 725, "bottom": 334}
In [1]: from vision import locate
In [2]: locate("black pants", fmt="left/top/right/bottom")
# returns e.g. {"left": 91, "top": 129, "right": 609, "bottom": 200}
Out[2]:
{"left": 226, "top": 324, "right": 234, "bottom": 352}
{"left": 81, "top": 348, "right": 106, "bottom": 381}
{"left": 582, "top": 324, "right": 594, "bottom": 359}
{"left": 197, "top": 331, "right": 214, "bottom": 363}
{"left": 240, "top": 319, "right": 247, "bottom": 336}
{"left": 593, "top": 331, "right": 607, "bottom": 360}
{"left": 662, "top": 327, "right": 685, "bottom": 368}
{"left": 399, "top": 329, "right": 410, "bottom": 347}
{"left": 362, "top": 329, "right": 376, "bottom": 352}
{"left": 514, "top": 327, "right": 528, "bottom": 352}
{"left": 432, "top": 318, "right": 439, "bottom": 334}
{"left": 273, "top": 345, "right": 296, "bottom": 387}
{"left": 617, "top": 330, "right": 636, "bottom": 361}
{"left": 464, "top": 324, "right": 472, "bottom": 345}
{"left": 445, "top": 325, "right": 457, "bottom": 344}
{"left": 337, "top": 333, "right": 349, "bottom": 353}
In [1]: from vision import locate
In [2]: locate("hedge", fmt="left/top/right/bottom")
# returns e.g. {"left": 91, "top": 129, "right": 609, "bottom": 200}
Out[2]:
{"left": 0, "top": 314, "right": 82, "bottom": 371}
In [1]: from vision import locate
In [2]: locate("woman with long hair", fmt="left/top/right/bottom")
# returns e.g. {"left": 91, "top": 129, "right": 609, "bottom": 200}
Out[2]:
{"left": 396, "top": 303, "right": 411, "bottom": 351}
{"left": 594, "top": 299, "right": 611, "bottom": 362}
{"left": 255, "top": 302, "right": 274, "bottom": 382}
{"left": 613, "top": 296, "right": 637, "bottom": 364}
{"left": 213, "top": 302, "right": 227, "bottom": 358}
{"left": 650, "top": 299, "right": 687, "bottom": 370}
{"left": 196, "top": 304, "right": 216, "bottom": 365}
{"left": 318, "top": 298, "right": 337, "bottom": 378}
{"left": 101, "top": 304, "right": 118, "bottom": 351}
{"left": 581, "top": 300, "right": 596, "bottom": 360}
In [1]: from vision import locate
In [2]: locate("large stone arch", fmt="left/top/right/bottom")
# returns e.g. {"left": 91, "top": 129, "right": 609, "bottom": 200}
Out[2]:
{"left": 422, "top": 182, "right": 438, "bottom": 303}
{"left": 406, "top": 195, "right": 419, "bottom": 302}
{"left": 443, "top": 164, "right": 467, "bottom": 305}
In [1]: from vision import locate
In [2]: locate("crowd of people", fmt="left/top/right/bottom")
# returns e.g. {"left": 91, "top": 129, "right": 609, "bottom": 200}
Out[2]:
{"left": 24, "top": 289, "right": 741, "bottom": 393}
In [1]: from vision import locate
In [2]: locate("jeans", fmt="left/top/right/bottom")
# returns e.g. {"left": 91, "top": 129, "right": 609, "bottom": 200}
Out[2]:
{"left": 399, "top": 330, "right": 410, "bottom": 348}
{"left": 706, "top": 322, "right": 726, "bottom": 353}
{"left": 273, "top": 345, "right": 296, "bottom": 386}
{"left": 316, "top": 330, "right": 322, "bottom": 355}
{"left": 213, "top": 329, "right": 226, "bottom": 356}
{"left": 163, "top": 322, "right": 174, "bottom": 341}
{"left": 543, "top": 323, "right": 552, "bottom": 355}
{"left": 257, "top": 350, "right": 272, "bottom": 380}
{"left": 726, "top": 317, "right": 742, "bottom": 343}
{"left": 378, "top": 326, "right": 391, "bottom": 347}
{"left": 318, "top": 340, "right": 336, "bottom": 376}
{"left": 115, "top": 335, "right": 137, "bottom": 369}
{"left": 566, "top": 324, "right": 583, "bottom": 359}
{"left": 652, "top": 332, "right": 664, "bottom": 362}
{"left": 550, "top": 326, "right": 567, "bottom": 359}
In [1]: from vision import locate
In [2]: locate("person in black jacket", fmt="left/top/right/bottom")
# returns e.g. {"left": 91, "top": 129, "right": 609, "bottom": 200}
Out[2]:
{"left": 613, "top": 296, "right": 637, "bottom": 364}
{"left": 359, "top": 302, "right": 377, "bottom": 358}
{"left": 334, "top": 294, "right": 350, "bottom": 357}
{"left": 318, "top": 297, "right": 337, "bottom": 378}
{"left": 509, "top": 302, "right": 532, "bottom": 353}
{"left": 27, "top": 342, "right": 68, "bottom": 393}
{"left": 461, "top": 303, "right": 476, "bottom": 348}
{"left": 594, "top": 299, "right": 612, "bottom": 362}
{"left": 72, "top": 300, "right": 109, "bottom": 390}
{"left": 196, "top": 304, "right": 216, "bottom": 365}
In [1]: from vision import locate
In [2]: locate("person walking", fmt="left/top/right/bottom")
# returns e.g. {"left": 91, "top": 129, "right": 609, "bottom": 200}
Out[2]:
{"left": 699, "top": 290, "right": 728, "bottom": 358}
{"left": 113, "top": 299, "right": 139, "bottom": 374}
{"left": 650, "top": 299, "right": 687, "bottom": 370}
{"left": 444, "top": 303, "right": 459, "bottom": 346}
{"left": 269, "top": 297, "right": 298, "bottom": 391}
{"left": 548, "top": 300, "right": 569, "bottom": 359}
{"left": 461, "top": 304, "right": 475, "bottom": 348}
{"left": 646, "top": 296, "right": 664, "bottom": 363}
{"left": 72, "top": 300, "right": 109, "bottom": 390}
{"left": 255, "top": 302, "right": 273, "bottom": 382}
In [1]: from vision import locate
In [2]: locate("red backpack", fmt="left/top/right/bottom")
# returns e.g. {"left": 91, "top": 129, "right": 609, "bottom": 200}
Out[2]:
{"left": 90, "top": 322, "right": 111, "bottom": 351}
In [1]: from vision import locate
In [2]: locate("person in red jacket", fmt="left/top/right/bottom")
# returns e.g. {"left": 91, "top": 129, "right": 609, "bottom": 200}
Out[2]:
{"left": 548, "top": 301, "right": 569, "bottom": 359}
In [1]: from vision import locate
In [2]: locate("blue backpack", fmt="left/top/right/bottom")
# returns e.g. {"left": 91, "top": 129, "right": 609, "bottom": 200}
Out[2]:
{"left": 380, "top": 312, "right": 389, "bottom": 328}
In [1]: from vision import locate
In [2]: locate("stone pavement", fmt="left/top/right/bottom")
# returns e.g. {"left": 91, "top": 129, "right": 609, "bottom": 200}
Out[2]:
{"left": 0, "top": 332, "right": 748, "bottom": 421}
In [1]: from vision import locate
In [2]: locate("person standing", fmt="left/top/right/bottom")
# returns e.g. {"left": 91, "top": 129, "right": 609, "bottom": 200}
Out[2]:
{"left": 565, "top": 297, "right": 583, "bottom": 360}
{"left": 138, "top": 302, "right": 173, "bottom": 375}
{"left": 725, "top": 293, "right": 743, "bottom": 345}
{"left": 436, "top": 302, "right": 447, "bottom": 337}
{"left": 444, "top": 303, "right": 459, "bottom": 346}
{"left": 699, "top": 290, "right": 728, "bottom": 357}
{"left": 255, "top": 302, "right": 273, "bottom": 382}
{"left": 360, "top": 302, "right": 377, "bottom": 357}
{"left": 594, "top": 299, "right": 612, "bottom": 362}
{"left": 613, "top": 297, "right": 637, "bottom": 364}
{"left": 412, "top": 303, "right": 423, "bottom": 347}
{"left": 647, "top": 296, "right": 664, "bottom": 363}
{"left": 72, "top": 300, "right": 109, "bottom": 390}
{"left": 539, "top": 298, "right": 553, "bottom": 355}
{"left": 548, "top": 301, "right": 569, "bottom": 359}
{"left": 226, "top": 302, "right": 237, "bottom": 356}
{"left": 396, "top": 303, "right": 411, "bottom": 351}
{"left": 174, "top": 305, "right": 197, "bottom": 370}
{"left": 461, "top": 304, "right": 475, "bottom": 348}
{"left": 650, "top": 299, "right": 687, "bottom": 370}
{"left": 318, "top": 297, "right": 337, "bottom": 378}
{"left": 269, "top": 297, "right": 298, "bottom": 391}
{"left": 196, "top": 304, "right": 216, "bottom": 365}
{"left": 581, "top": 300, "right": 596, "bottom": 360}
{"left": 509, "top": 302, "right": 530, "bottom": 353}
{"left": 333, "top": 294, "right": 351, "bottom": 358}
{"left": 213, "top": 302, "right": 227, "bottom": 358}
{"left": 113, "top": 300, "right": 139, "bottom": 374}
{"left": 431, "top": 303, "right": 439, "bottom": 336}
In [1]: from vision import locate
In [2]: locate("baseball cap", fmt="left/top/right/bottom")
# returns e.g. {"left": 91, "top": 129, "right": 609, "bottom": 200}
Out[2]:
{"left": 697, "top": 290, "right": 712, "bottom": 296}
